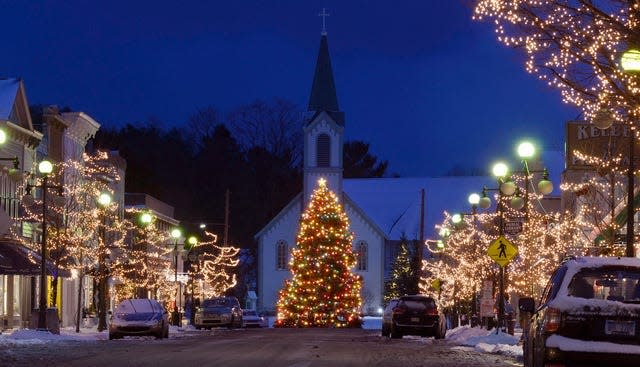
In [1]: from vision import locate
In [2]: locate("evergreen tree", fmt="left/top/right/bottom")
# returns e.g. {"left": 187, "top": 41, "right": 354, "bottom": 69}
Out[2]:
{"left": 383, "top": 239, "right": 416, "bottom": 304}
{"left": 276, "top": 178, "right": 362, "bottom": 327}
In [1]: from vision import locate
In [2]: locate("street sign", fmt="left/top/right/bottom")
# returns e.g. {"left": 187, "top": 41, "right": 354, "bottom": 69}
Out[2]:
{"left": 487, "top": 235, "right": 517, "bottom": 267}
{"left": 504, "top": 221, "right": 523, "bottom": 235}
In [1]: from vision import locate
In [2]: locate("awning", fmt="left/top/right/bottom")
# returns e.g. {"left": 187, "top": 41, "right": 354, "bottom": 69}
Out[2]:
{"left": 0, "top": 240, "right": 70, "bottom": 277}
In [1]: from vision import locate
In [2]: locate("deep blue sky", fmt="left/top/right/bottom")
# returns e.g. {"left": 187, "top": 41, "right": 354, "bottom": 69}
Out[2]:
{"left": 3, "top": 1, "right": 579, "bottom": 176}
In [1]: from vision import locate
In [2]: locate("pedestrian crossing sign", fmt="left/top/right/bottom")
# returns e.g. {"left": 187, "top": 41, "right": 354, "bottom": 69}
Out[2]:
{"left": 487, "top": 235, "right": 517, "bottom": 267}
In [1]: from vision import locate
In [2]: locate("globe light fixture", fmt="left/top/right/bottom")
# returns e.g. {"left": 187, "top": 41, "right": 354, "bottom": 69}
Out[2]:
{"left": 592, "top": 108, "right": 614, "bottom": 130}
{"left": 140, "top": 212, "right": 153, "bottom": 225}
{"left": 621, "top": 48, "right": 640, "bottom": 73}
{"left": 492, "top": 162, "right": 508, "bottom": 178}
{"left": 97, "top": 192, "right": 112, "bottom": 207}
{"left": 38, "top": 160, "right": 53, "bottom": 175}
{"left": 451, "top": 213, "right": 462, "bottom": 224}
{"left": 468, "top": 193, "right": 480, "bottom": 206}
{"left": 517, "top": 141, "right": 535, "bottom": 159}
{"left": 0, "top": 129, "right": 6, "bottom": 144}
{"left": 537, "top": 169, "right": 554, "bottom": 195}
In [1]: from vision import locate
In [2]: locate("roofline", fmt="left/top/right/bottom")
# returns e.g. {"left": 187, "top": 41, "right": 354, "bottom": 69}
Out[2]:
{"left": 254, "top": 192, "right": 303, "bottom": 240}
{"left": 342, "top": 191, "right": 388, "bottom": 240}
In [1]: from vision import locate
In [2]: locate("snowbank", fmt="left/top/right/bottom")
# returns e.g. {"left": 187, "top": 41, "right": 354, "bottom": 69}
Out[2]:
{"left": 446, "top": 325, "right": 523, "bottom": 359}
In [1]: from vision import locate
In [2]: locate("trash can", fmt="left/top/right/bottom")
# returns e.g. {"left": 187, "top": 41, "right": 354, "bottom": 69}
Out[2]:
{"left": 30, "top": 308, "right": 60, "bottom": 334}
{"left": 171, "top": 310, "right": 181, "bottom": 326}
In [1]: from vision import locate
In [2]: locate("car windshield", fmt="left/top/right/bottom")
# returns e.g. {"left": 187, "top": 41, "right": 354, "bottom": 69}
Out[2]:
{"left": 243, "top": 310, "right": 257, "bottom": 316}
{"left": 400, "top": 298, "right": 436, "bottom": 310}
{"left": 202, "top": 298, "right": 233, "bottom": 308}
{"left": 568, "top": 266, "right": 640, "bottom": 303}
{"left": 115, "top": 299, "right": 160, "bottom": 314}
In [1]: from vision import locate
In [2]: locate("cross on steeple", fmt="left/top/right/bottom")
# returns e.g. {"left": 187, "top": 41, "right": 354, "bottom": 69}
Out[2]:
{"left": 319, "top": 8, "right": 329, "bottom": 35}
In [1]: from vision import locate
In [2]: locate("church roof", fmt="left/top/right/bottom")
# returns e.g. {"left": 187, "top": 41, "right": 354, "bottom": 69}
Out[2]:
{"left": 307, "top": 35, "right": 344, "bottom": 125}
{"left": 0, "top": 77, "right": 20, "bottom": 120}
{"left": 343, "top": 176, "right": 496, "bottom": 240}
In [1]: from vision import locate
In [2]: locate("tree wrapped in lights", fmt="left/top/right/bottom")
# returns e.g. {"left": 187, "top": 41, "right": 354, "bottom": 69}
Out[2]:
{"left": 561, "top": 150, "right": 628, "bottom": 255}
{"left": 110, "top": 209, "right": 172, "bottom": 303}
{"left": 276, "top": 178, "right": 362, "bottom": 327}
{"left": 473, "top": 1, "right": 640, "bottom": 124}
{"left": 422, "top": 212, "right": 496, "bottom": 308}
{"left": 188, "top": 231, "right": 240, "bottom": 299}
{"left": 14, "top": 152, "right": 124, "bottom": 313}
{"left": 424, "top": 185, "right": 589, "bottom": 306}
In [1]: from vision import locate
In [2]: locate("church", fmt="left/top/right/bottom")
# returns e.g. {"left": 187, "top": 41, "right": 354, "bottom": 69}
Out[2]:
{"left": 255, "top": 31, "right": 496, "bottom": 314}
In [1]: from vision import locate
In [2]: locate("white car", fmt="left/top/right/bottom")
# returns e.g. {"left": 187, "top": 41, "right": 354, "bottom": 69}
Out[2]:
{"left": 241, "top": 309, "right": 264, "bottom": 328}
{"left": 109, "top": 298, "right": 169, "bottom": 340}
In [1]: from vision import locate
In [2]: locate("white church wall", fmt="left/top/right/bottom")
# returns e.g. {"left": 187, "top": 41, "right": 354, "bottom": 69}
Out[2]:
{"left": 345, "top": 203, "right": 385, "bottom": 315}
{"left": 257, "top": 200, "right": 301, "bottom": 312}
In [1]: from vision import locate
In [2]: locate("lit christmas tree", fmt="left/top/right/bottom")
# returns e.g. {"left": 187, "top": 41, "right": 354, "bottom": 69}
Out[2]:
{"left": 276, "top": 178, "right": 362, "bottom": 327}
{"left": 383, "top": 238, "right": 417, "bottom": 304}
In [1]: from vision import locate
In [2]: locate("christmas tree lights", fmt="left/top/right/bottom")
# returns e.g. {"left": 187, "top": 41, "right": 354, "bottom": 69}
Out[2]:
{"left": 276, "top": 178, "right": 362, "bottom": 327}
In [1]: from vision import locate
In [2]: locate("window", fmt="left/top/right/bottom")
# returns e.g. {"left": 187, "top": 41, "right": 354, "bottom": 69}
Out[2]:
{"left": 356, "top": 241, "right": 368, "bottom": 271}
{"left": 276, "top": 240, "right": 288, "bottom": 270}
{"left": 316, "top": 134, "right": 330, "bottom": 167}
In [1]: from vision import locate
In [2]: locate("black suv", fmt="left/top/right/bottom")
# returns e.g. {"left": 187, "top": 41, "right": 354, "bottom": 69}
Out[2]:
{"left": 381, "top": 295, "right": 446, "bottom": 339}
{"left": 520, "top": 257, "right": 640, "bottom": 367}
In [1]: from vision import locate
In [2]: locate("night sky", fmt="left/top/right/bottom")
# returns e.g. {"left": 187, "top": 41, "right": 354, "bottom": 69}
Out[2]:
{"left": 3, "top": 1, "right": 579, "bottom": 176}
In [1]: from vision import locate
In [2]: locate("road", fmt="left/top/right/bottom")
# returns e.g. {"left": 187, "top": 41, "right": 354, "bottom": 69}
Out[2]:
{"left": 3, "top": 328, "right": 522, "bottom": 367}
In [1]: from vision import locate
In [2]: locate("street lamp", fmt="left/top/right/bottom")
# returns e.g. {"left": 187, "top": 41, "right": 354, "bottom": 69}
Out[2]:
{"left": 620, "top": 47, "right": 640, "bottom": 257}
{"left": 184, "top": 235, "right": 199, "bottom": 325}
{"left": 97, "top": 192, "right": 112, "bottom": 332}
{"left": 170, "top": 227, "right": 182, "bottom": 326}
{"left": 22, "top": 159, "right": 63, "bottom": 331}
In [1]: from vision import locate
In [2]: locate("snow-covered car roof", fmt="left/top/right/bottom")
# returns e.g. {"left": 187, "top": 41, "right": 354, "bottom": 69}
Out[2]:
{"left": 115, "top": 299, "right": 163, "bottom": 314}
{"left": 549, "top": 257, "right": 640, "bottom": 314}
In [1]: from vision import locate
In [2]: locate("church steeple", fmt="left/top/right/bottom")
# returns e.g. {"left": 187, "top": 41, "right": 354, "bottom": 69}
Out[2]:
{"left": 307, "top": 35, "right": 343, "bottom": 124}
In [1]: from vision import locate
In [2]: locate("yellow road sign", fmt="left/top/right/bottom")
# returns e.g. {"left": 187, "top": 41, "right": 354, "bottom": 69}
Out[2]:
{"left": 487, "top": 235, "right": 517, "bottom": 267}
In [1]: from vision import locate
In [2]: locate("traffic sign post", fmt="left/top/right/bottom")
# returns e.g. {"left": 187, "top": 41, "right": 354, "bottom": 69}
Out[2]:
{"left": 487, "top": 235, "right": 518, "bottom": 267}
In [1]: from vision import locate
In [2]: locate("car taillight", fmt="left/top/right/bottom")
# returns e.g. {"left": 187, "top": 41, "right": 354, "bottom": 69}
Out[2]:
{"left": 392, "top": 307, "right": 405, "bottom": 315}
{"left": 425, "top": 307, "right": 438, "bottom": 316}
{"left": 543, "top": 307, "right": 562, "bottom": 333}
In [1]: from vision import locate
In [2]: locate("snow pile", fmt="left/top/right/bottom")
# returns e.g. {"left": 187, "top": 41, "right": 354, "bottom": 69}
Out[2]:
{"left": 0, "top": 328, "right": 105, "bottom": 345}
{"left": 362, "top": 316, "right": 382, "bottom": 330}
{"left": 446, "top": 325, "right": 523, "bottom": 358}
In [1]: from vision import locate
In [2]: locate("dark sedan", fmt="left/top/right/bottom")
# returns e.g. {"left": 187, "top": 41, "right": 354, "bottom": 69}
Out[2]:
{"left": 381, "top": 295, "right": 446, "bottom": 339}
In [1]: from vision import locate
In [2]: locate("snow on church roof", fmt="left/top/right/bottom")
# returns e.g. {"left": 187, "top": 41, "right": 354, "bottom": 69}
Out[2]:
{"left": 343, "top": 176, "right": 496, "bottom": 240}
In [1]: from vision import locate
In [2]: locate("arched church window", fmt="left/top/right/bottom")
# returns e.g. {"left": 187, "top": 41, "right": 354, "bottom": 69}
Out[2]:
{"left": 316, "top": 133, "right": 330, "bottom": 167}
{"left": 276, "top": 240, "right": 288, "bottom": 270}
{"left": 356, "top": 241, "right": 368, "bottom": 271}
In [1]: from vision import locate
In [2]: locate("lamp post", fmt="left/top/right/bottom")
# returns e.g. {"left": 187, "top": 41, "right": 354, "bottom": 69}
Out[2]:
{"left": 170, "top": 227, "right": 182, "bottom": 326}
{"left": 184, "top": 235, "right": 198, "bottom": 325}
{"left": 477, "top": 162, "right": 510, "bottom": 333}
{"left": 620, "top": 47, "right": 640, "bottom": 257}
{"left": 140, "top": 212, "right": 154, "bottom": 298}
{"left": 22, "top": 159, "right": 63, "bottom": 331}
{"left": 97, "top": 192, "right": 112, "bottom": 332}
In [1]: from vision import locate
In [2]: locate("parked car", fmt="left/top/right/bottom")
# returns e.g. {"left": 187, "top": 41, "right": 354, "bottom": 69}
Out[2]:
{"left": 520, "top": 256, "right": 640, "bottom": 367}
{"left": 194, "top": 296, "right": 242, "bottom": 329}
{"left": 242, "top": 309, "right": 264, "bottom": 328}
{"left": 381, "top": 295, "right": 446, "bottom": 339}
{"left": 109, "top": 298, "right": 169, "bottom": 340}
